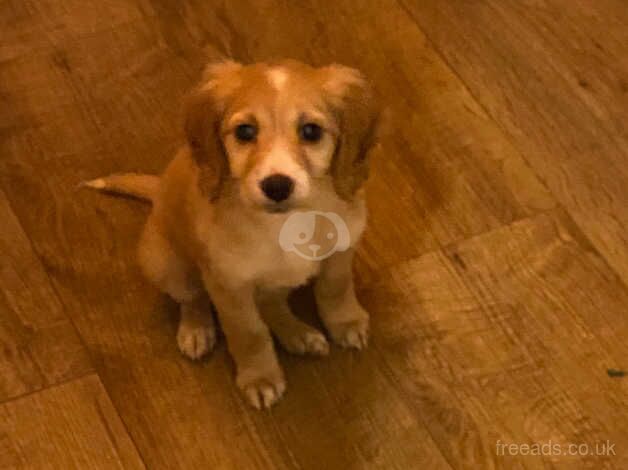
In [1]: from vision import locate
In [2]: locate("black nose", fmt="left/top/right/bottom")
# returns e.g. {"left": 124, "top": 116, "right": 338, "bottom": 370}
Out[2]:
{"left": 260, "top": 174, "right": 294, "bottom": 202}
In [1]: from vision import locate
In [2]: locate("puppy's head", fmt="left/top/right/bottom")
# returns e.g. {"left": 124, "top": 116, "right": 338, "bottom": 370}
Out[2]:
{"left": 184, "top": 60, "right": 379, "bottom": 211}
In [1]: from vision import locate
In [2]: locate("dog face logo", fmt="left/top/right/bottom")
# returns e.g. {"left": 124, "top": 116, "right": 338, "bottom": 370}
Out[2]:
{"left": 279, "top": 211, "right": 350, "bottom": 260}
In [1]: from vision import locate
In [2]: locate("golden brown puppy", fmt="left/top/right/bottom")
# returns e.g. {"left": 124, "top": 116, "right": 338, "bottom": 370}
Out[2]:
{"left": 84, "top": 60, "right": 380, "bottom": 409}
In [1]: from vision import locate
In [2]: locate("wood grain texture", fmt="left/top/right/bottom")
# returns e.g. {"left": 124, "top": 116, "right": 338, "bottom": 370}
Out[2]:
{"left": 399, "top": 0, "right": 628, "bottom": 285}
{"left": 0, "top": 188, "right": 91, "bottom": 401}
{"left": 361, "top": 210, "right": 628, "bottom": 469}
{"left": 0, "top": 374, "right": 145, "bottom": 469}
{"left": 0, "top": 0, "right": 627, "bottom": 468}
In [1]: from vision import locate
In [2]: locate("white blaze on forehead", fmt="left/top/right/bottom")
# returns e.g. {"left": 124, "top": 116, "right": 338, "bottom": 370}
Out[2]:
{"left": 267, "top": 67, "right": 288, "bottom": 91}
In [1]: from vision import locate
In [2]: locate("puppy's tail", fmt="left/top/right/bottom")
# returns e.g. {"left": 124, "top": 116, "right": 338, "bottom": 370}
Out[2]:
{"left": 80, "top": 173, "right": 159, "bottom": 202}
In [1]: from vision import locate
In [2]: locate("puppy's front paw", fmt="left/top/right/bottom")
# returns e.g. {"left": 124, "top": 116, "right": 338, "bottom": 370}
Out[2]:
{"left": 237, "top": 368, "right": 286, "bottom": 410}
{"left": 177, "top": 323, "right": 216, "bottom": 360}
{"left": 289, "top": 330, "right": 330, "bottom": 356}
{"left": 327, "top": 316, "right": 369, "bottom": 350}
{"left": 277, "top": 327, "right": 329, "bottom": 356}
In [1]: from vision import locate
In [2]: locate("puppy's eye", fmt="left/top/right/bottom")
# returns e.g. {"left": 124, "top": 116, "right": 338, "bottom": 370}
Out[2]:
{"left": 299, "top": 123, "right": 323, "bottom": 142}
{"left": 235, "top": 124, "right": 257, "bottom": 142}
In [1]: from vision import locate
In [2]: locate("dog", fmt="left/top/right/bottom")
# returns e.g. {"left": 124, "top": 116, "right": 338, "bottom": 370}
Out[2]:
{"left": 84, "top": 60, "right": 380, "bottom": 409}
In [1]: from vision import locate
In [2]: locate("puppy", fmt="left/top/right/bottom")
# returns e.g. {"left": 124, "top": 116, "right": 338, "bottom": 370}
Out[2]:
{"left": 84, "top": 60, "right": 380, "bottom": 409}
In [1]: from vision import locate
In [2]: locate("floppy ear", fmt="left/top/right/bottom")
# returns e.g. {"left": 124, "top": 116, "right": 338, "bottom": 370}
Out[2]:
{"left": 321, "top": 65, "right": 380, "bottom": 201}
{"left": 184, "top": 61, "right": 242, "bottom": 200}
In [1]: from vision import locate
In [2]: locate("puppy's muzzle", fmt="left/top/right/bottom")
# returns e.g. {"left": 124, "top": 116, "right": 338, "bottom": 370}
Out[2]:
{"left": 260, "top": 173, "right": 294, "bottom": 203}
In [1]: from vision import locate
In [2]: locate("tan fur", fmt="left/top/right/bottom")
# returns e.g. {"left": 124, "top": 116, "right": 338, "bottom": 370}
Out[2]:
{"left": 81, "top": 173, "right": 159, "bottom": 201}
{"left": 84, "top": 60, "right": 380, "bottom": 409}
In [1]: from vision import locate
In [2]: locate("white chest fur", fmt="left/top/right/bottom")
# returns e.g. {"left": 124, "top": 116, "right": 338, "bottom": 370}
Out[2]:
{"left": 256, "top": 247, "right": 321, "bottom": 289}
{"left": 199, "top": 194, "right": 366, "bottom": 289}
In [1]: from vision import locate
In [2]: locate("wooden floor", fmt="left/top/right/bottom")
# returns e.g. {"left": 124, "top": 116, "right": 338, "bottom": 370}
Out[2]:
{"left": 1, "top": 1, "right": 627, "bottom": 468}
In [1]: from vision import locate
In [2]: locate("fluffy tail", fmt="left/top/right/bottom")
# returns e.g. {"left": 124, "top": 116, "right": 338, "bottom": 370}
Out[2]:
{"left": 80, "top": 173, "right": 159, "bottom": 202}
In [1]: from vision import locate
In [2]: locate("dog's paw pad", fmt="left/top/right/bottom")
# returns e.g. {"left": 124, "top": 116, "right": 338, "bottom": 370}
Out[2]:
{"left": 177, "top": 324, "right": 216, "bottom": 360}
{"left": 329, "top": 319, "right": 369, "bottom": 350}
{"left": 240, "top": 377, "right": 286, "bottom": 410}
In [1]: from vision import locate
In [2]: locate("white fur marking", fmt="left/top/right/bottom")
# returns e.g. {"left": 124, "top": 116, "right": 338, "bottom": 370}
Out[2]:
{"left": 268, "top": 68, "right": 287, "bottom": 91}
{"left": 84, "top": 178, "right": 106, "bottom": 189}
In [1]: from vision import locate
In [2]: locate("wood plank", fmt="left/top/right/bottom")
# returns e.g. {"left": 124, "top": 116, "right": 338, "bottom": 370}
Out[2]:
{"left": 0, "top": 374, "right": 145, "bottom": 469}
{"left": 399, "top": 0, "right": 628, "bottom": 285}
{"left": 361, "top": 210, "right": 628, "bottom": 469}
{"left": 0, "top": 188, "right": 91, "bottom": 401}
{"left": 0, "top": 0, "right": 151, "bottom": 62}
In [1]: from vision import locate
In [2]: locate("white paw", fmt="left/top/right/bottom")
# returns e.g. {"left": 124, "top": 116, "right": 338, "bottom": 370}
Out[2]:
{"left": 328, "top": 317, "right": 369, "bottom": 350}
{"left": 177, "top": 323, "right": 216, "bottom": 360}
{"left": 283, "top": 330, "right": 329, "bottom": 356}
{"left": 238, "top": 373, "right": 286, "bottom": 410}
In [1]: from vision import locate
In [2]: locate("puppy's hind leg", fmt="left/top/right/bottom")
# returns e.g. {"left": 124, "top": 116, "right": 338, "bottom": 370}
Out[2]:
{"left": 138, "top": 217, "right": 216, "bottom": 359}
